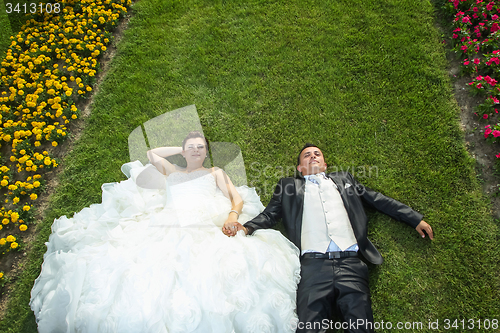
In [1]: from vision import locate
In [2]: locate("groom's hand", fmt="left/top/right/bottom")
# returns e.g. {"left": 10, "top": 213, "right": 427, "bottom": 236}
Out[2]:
{"left": 416, "top": 220, "right": 434, "bottom": 240}
{"left": 222, "top": 221, "right": 247, "bottom": 237}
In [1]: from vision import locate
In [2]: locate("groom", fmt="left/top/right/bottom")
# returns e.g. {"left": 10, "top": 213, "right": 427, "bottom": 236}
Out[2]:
{"left": 224, "top": 144, "right": 433, "bottom": 333}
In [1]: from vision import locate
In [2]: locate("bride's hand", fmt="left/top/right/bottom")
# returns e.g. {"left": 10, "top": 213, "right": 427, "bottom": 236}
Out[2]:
{"left": 223, "top": 221, "right": 246, "bottom": 237}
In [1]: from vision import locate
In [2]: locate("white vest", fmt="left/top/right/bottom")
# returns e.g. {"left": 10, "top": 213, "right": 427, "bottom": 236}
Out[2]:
{"left": 301, "top": 175, "right": 357, "bottom": 253}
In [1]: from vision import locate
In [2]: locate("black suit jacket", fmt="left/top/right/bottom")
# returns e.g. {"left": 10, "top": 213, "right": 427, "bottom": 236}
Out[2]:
{"left": 244, "top": 171, "right": 423, "bottom": 265}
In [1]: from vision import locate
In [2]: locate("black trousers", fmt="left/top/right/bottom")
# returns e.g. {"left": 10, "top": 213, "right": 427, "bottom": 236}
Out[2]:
{"left": 296, "top": 256, "right": 374, "bottom": 333}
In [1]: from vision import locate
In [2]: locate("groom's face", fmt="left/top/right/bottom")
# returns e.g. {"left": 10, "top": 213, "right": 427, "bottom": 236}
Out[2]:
{"left": 297, "top": 147, "right": 327, "bottom": 176}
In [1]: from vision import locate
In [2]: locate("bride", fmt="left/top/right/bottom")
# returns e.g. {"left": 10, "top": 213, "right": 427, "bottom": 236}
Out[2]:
{"left": 30, "top": 131, "right": 301, "bottom": 333}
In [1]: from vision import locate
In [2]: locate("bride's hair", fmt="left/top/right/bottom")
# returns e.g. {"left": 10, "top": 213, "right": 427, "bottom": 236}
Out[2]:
{"left": 182, "top": 131, "right": 209, "bottom": 151}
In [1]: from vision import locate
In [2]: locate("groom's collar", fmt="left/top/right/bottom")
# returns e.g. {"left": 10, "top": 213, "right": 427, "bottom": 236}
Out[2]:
{"left": 303, "top": 172, "right": 326, "bottom": 180}
{"left": 296, "top": 172, "right": 328, "bottom": 179}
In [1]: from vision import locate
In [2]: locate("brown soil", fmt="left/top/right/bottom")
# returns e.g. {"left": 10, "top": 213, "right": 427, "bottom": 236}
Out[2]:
{"left": 449, "top": 59, "right": 500, "bottom": 219}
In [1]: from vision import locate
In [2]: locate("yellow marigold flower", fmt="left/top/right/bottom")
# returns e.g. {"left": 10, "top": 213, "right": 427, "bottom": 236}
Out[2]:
{"left": 12, "top": 197, "right": 20, "bottom": 204}
{"left": 11, "top": 242, "right": 18, "bottom": 249}
{"left": 86, "top": 86, "right": 92, "bottom": 92}
{"left": 0, "top": 239, "right": 5, "bottom": 245}
{"left": 19, "top": 224, "right": 27, "bottom": 231}
{"left": 30, "top": 193, "right": 37, "bottom": 200}
{"left": 0, "top": 272, "right": 3, "bottom": 278}
{"left": 52, "top": 141, "right": 58, "bottom": 147}
{"left": 6, "top": 235, "right": 16, "bottom": 242}
{"left": 2, "top": 219, "right": 9, "bottom": 225}
{"left": 0, "top": 180, "right": 8, "bottom": 187}
{"left": 26, "top": 160, "right": 33, "bottom": 167}
{"left": 35, "top": 141, "right": 41, "bottom": 147}
{"left": 33, "top": 181, "right": 40, "bottom": 187}
{"left": 10, "top": 213, "right": 19, "bottom": 222}
{"left": 23, "top": 205, "right": 30, "bottom": 211}
{"left": 4, "top": 135, "right": 12, "bottom": 142}
{"left": 72, "top": 114, "right": 77, "bottom": 119}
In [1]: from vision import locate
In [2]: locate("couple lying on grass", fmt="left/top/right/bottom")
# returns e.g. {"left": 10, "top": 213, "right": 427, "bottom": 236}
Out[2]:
{"left": 30, "top": 131, "right": 432, "bottom": 333}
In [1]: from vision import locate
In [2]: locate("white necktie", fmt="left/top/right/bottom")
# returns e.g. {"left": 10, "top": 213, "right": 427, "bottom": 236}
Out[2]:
{"left": 308, "top": 174, "right": 323, "bottom": 185}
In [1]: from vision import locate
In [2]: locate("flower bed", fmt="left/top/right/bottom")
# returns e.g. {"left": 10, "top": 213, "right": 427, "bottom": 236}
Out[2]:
{"left": 0, "top": 0, "right": 131, "bottom": 283}
{"left": 445, "top": 0, "right": 500, "bottom": 159}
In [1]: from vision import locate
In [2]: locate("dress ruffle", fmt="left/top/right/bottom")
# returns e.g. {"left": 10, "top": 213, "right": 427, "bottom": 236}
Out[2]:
{"left": 31, "top": 161, "right": 300, "bottom": 333}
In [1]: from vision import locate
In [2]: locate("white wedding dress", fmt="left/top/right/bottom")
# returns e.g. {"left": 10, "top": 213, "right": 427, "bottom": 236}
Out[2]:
{"left": 30, "top": 162, "right": 300, "bottom": 333}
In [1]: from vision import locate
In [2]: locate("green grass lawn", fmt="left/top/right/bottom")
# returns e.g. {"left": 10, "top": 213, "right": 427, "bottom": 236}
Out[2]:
{"left": 0, "top": 0, "right": 13, "bottom": 57}
{"left": 1, "top": 0, "right": 499, "bottom": 332}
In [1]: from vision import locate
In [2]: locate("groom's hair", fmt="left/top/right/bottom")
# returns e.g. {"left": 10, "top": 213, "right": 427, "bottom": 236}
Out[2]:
{"left": 297, "top": 143, "right": 320, "bottom": 166}
{"left": 182, "top": 131, "right": 209, "bottom": 151}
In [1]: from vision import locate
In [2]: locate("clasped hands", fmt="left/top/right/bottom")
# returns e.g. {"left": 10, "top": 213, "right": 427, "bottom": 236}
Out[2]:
{"left": 222, "top": 221, "right": 247, "bottom": 237}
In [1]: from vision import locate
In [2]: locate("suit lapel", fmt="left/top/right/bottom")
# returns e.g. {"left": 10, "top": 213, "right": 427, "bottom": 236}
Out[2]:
{"left": 294, "top": 177, "right": 305, "bottom": 247}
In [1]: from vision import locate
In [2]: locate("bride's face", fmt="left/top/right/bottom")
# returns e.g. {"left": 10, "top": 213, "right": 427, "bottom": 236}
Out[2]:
{"left": 182, "top": 138, "right": 207, "bottom": 166}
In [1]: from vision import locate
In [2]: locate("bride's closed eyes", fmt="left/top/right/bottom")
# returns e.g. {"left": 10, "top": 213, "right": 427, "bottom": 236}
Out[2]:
{"left": 186, "top": 144, "right": 205, "bottom": 150}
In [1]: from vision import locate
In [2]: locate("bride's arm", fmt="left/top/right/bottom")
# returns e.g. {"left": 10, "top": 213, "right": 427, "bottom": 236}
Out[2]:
{"left": 213, "top": 168, "right": 245, "bottom": 233}
{"left": 146, "top": 147, "right": 182, "bottom": 175}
